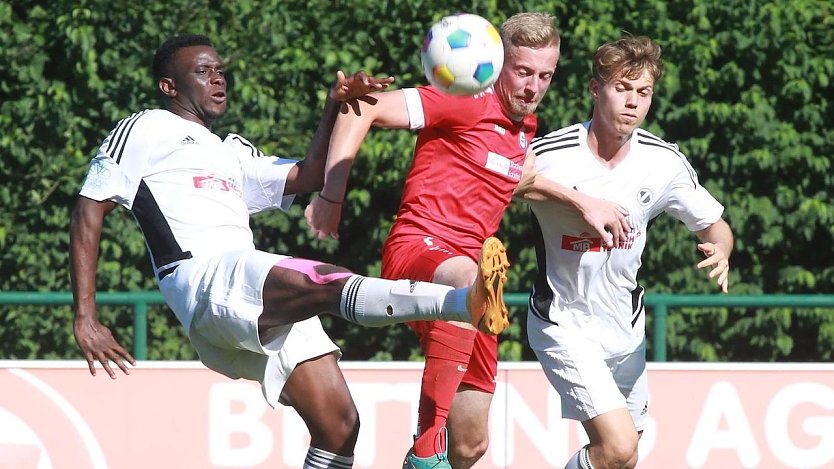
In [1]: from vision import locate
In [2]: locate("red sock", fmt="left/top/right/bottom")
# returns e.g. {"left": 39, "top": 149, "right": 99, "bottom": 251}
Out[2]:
{"left": 412, "top": 323, "right": 476, "bottom": 458}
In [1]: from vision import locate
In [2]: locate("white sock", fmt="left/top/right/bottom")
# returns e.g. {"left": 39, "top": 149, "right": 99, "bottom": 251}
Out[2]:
{"left": 339, "top": 275, "right": 470, "bottom": 326}
{"left": 565, "top": 445, "right": 595, "bottom": 469}
{"left": 303, "top": 447, "right": 353, "bottom": 469}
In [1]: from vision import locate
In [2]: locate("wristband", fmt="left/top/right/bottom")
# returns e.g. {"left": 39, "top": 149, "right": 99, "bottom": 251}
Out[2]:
{"left": 318, "top": 193, "right": 343, "bottom": 204}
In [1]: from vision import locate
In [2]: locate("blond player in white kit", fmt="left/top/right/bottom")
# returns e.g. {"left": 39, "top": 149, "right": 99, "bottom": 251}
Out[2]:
{"left": 515, "top": 35, "right": 733, "bottom": 469}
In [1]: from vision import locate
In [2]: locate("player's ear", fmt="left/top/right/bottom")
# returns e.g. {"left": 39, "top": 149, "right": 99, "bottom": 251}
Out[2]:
{"left": 159, "top": 77, "right": 176, "bottom": 97}
{"left": 589, "top": 78, "right": 599, "bottom": 99}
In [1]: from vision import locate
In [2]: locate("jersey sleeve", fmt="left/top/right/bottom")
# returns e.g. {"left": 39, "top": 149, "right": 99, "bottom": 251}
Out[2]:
{"left": 79, "top": 112, "right": 153, "bottom": 209}
{"left": 224, "top": 134, "right": 297, "bottom": 214}
{"left": 407, "top": 86, "right": 484, "bottom": 130}
{"left": 663, "top": 157, "right": 724, "bottom": 231}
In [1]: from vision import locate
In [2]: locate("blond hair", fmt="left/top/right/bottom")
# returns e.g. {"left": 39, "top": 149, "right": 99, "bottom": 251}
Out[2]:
{"left": 500, "top": 12, "right": 560, "bottom": 49}
{"left": 592, "top": 35, "right": 663, "bottom": 84}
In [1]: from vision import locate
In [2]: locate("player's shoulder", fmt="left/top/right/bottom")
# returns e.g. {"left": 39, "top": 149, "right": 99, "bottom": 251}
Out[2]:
{"left": 634, "top": 128, "right": 685, "bottom": 158}
{"left": 633, "top": 128, "right": 700, "bottom": 183}
{"left": 223, "top": 133, "right": 265, "bottom": 158}
{"left": 417, "top": 85, "right": 496, "bottom": 109}
{"left": 416, "top": 85, "right": 495, "bottom": 127}
{"left": 111, "top": 109, "right": 183, "bottom": 138}
{"left": 530, "top": 122, "right": 584, "bottom": 156}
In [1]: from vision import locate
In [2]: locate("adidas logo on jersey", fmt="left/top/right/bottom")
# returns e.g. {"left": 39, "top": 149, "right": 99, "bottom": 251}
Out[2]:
{"left": 181, "top": 135, "right": 198, "bottom": 145}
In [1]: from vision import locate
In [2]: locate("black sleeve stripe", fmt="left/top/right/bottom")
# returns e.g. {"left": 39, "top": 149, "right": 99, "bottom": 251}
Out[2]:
{"left": 532, "top": 128, "right": 581, "bottom": 156}
{"left": 637, "top": 139, "right": 698, "bottom": 187}
{"left": 531, "top": 127, "right": 579, "bottom": 148}
{"left": 534, "top": 142, "right": 580, "bottom": 156}
{"left": 108, "top": 110, "right": 148, "bottom": 164}
{"left": 230, "top": 135, "right": 264, "bottom": 158}
{"left": 635, "top": 130, "right": 666, "bottom": 143}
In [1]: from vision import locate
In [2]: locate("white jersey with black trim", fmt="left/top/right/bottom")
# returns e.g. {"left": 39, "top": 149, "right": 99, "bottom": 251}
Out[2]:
{"left": 527, "top": 121, "right": 724, "bottom": 357}
{"left": 79, "top": 109, "right": 297, "bottom": 278}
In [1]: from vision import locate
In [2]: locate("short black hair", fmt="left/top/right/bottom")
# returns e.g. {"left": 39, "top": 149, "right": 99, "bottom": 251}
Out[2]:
{"left": 152, "top": 34, "right": 213, "bottom": 81}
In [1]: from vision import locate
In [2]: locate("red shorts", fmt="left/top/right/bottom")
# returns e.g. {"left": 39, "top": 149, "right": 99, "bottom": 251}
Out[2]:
{"left": 382, "top": 234, "right": 498, "bottom": 393}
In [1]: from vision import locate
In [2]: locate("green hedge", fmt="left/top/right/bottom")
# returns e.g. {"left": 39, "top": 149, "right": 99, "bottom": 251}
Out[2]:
{"left": 1, "top": 0, "right": 832, "bottom": 361}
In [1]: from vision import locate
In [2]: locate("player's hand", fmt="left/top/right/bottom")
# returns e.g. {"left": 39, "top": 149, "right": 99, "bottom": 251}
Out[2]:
{"left": 330, "top": 70, "right": 395, "bottom": 101}
{"left": 74, "top": 316, "right": 135, "bottom": 379}
{"left": 304, "top": 194, "right": 343, "bottom": 240}
{"left": 575, "top": 192, "right": 631, "bottom": 249}
{"left": 696, "top": 242, "right": 730, "bottom": 293}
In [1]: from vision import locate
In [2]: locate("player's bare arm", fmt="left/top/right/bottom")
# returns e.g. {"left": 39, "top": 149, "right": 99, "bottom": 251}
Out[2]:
{"left": 286, "top": 71, "right": 395, "bottom": 195}
{"left": 695, "top": 218, "right": 734, "bottom": 293}
{"left": 304, "top": 89, "right": 410, "bottom": 239}
{"left": 514, "top": 148, "right": 630, "bottom": 248}
{"left": 69, "top": 197, "right": 136, "bottom": 378}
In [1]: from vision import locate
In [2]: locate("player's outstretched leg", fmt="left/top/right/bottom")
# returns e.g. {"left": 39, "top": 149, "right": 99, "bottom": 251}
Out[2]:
{"left": 467, "top": 236, "right": 510, "bottom": 335}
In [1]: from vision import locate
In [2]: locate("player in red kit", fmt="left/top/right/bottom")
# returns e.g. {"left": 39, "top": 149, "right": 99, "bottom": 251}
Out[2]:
{"left": 305, "top": 13, "right": 561, "bottom": 469}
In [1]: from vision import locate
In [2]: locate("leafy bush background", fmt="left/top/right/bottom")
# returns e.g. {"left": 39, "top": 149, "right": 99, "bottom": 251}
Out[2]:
{"left": 1, "top": 0, "right": 832, "bottom": 361}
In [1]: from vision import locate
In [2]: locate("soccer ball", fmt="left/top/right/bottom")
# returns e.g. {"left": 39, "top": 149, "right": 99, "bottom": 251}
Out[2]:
{"left": 421, "top": 13, "right": 504, "bottom": 95}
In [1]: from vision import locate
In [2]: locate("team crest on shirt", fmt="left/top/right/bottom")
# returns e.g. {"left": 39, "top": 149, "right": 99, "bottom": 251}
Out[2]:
{"left": 519, "top": 132, "right": 527, "bottom": 149}
{"left": 637, "top": 188, "right": 653, "bottom": 206}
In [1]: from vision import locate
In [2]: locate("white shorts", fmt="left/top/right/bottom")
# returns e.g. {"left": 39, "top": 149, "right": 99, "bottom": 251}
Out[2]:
{"left": 158, "top": 250, "right": 340, "bottom": 407}
{"left": 528, "top": 312, "right": 649, "bottom": 430}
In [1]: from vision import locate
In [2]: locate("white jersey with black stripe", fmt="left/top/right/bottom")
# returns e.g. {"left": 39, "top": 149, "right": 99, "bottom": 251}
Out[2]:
{"left": 79, "top": 109, "right": 297, "bottom": 276}
{"left": 526, "top": 121, "right": 724, "bottom": 357}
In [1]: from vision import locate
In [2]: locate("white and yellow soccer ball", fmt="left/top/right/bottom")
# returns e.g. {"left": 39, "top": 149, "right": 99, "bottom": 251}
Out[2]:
{"left": 420, "top": 13, "right": 504, "bottom": 95}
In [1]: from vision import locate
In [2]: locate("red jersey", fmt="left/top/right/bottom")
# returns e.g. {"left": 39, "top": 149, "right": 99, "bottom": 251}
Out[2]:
{"left": 386, "top": 86, "right": 537, "bottom": 260}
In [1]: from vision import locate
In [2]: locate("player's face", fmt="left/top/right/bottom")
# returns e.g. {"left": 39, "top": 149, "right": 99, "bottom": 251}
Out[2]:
{"left": 163, "top": 45, "right": 227, "bottom": 128}
{"left": 591, "top": 69, "right": 654, "bottom": 137}
{"left": 494, "top": 43, "right": 560, "bottom": 120}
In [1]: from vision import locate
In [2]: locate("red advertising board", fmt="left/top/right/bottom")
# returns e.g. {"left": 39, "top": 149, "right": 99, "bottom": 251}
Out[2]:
{"left": 1, "top": 361, "right": 832, "bottom": 468}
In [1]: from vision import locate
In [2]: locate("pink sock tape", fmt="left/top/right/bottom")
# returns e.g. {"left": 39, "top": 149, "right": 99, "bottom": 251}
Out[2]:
{"left": 276, "top": 258, "right": 354, "bottom": 284}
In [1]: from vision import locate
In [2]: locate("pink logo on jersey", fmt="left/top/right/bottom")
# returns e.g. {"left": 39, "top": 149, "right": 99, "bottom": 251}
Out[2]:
{"left": 193, "top": 176, "right": 242, "bottom": 196}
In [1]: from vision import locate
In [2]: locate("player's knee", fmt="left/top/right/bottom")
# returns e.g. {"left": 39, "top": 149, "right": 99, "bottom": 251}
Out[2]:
{"left": 595, "top": 434, "right": 638, "bottom": 469}
{"left": 334, "top": 405, "right": 360, "bottom": 444}
{"left": 451, "top": 432, "right": 489, "bottom": 465}
{"left": 313, "top": 405, "right": 360, "bottom": 452}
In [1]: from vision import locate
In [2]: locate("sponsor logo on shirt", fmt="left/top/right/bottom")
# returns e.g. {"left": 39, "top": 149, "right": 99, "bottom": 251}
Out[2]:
{"left": 485, "top": 152, "right": 522, "bottom": 180}
{"left": 193, "top": 175, "right": 241, "bottom": 195}
{"left": 181, "top": 135, "right": 198, "bottom": 145}
{"left": 561, "top": 231, "right": 640, "bottom": 252}
{"left": 561, "top": 233, "right": 606, "bottom": 252}
{"left": 519, "top": 132, "right": 527, "bottom": 150}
